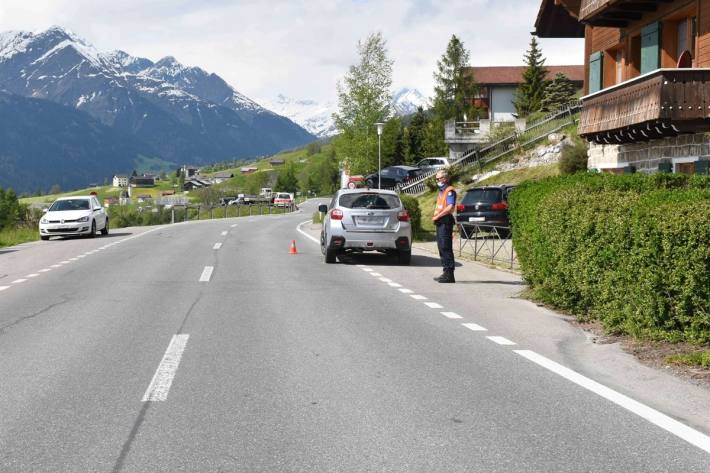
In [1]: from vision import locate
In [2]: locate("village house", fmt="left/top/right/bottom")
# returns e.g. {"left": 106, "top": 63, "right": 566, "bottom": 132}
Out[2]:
{"left": 112, "top": 175, "right": 128, "bottom": 187}
{"left": 129, "top": 175, "right": 156, "bottom": 187}
{"left": 240, "top": 166, "right": 258, "bottom": 175}
{"left": 181, "top": 165, "right": 200, "bottom": 178}
{"left": 211, "top": 171, "right": 234, "bottom": 184}
{"left": 535, "top": 0, "right": 710, "bottom": 175}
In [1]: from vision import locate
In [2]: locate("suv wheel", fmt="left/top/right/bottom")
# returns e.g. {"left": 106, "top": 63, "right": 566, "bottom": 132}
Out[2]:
{"left": 321, "top": 231, "right": 336, "bottom": 263}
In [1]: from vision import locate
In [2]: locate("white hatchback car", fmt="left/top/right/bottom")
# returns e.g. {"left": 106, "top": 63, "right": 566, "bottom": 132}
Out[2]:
{"left": 39, "top": 195, "right": 109, "bottom": 240}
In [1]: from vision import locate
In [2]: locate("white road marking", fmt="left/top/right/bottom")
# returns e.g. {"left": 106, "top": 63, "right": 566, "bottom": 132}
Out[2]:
{"left": 410, "top": 294, "right": 427, "bottom": 300}
{"left": 77, "top": 255, "right": 86, "bottom": 258}
{"left": 487, "top": 336, "right": 516, "bottom": 346}
{"left": 51, "top": 264, "right": 61, "bottom": 268}
{"left": 60, "top": 261, "right": 70, "bottom": 264}
{"left": 424, "top": 302, "right": 443, "bottom": 309}
{"left": 0, "top": 286, "right": 9, "bottom": 291}
{"left": 388, "top": 282, "right": 402, "bottom": 287}
{"left": 442, "top": 312, "right": 463, "bottom": 319}
{"left": 379, "top": 278, "right": 392, "bottom": 283}
{"left": 462, "top": 322, "right": 487, "bottom": 331}
{"left": 231, "top": 224, "right": 238, "bottom": 228}
{"left": 213, "top": 243, "right": 222, "bottom": 250}
{"left": 296, "top": 220, "right": 320, "bottom": 244}
{"left": 69, "top": 258, "right": 78, "bottom": 261}
{"left": 356, "top": 264, "right": 366, "bottom": 267}
{"left": 26, "top": 274, "right": 39, "bottom": 278}
{"left": 362, "top": 268, "right": 374, "bottom": 272}
{"left": 370, "top": 272, "right": 382, "bottom": 277}
{"left": 221, "top": 231, "right": 228, "bottom": 236}
{"left": 199, "top": 266, "right": 214, "bottom": 282}
{"left": 39, "top": 269, "right": 52, "bottom": 273}
{"left": 514, "top": 349, "right": 710, "bottom": 455}
{"left": 399, "top": 288, "right": 414, "bottom": 294}
{"left": 12, "top": 279, "right": 27, "bottom": 284}
{"left": 142, "top": 334, "right": 190, "bottom": 402}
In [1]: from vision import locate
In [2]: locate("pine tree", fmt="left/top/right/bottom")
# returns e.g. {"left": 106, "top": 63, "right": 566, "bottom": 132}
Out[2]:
{"left": 513, "top": 37, "right": 549, "bottom": 117}
{"left": 333, "top": 32, "right": 393, "bottom": 175}
{"left": 406, "top": 107, "right": 428, "bottom": 162}
{"left": 432, "top": 35, "right": 478, "bottom": 123}
{"left": 541, "top": 73, "right": 577, "bottom": 111}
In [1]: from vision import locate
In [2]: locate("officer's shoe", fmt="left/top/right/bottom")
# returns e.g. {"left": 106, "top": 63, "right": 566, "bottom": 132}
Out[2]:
{"left": 438, "top": 271, "right": 455, "bottom": 283}
{"left": 433, "top": 273, "right": 446, "bottom": 281}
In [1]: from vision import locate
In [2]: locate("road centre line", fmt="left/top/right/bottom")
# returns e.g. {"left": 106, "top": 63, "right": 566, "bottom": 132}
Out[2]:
{"left": 370, "top": 272, "right": 382, "bottom": 277}
{"left": 51, "top": 264, "right": 61, "bottom": 268}
{"left": 221, "top": 231, "right": 228, "bottom": 236}
{"left": 39, "top": 269, "right": 52, "bottom": 272}
{"left": 379, "top": 278, "right": 392, "bottom": 283}
{"left": 12, "top": 279, "right": 27, "bottom": 284}
{"left": 399, "top": 288, "right": 414, "bottom": 294}
{"left": 410, "top": 294, "right": 427, "bottom": 300}
{"left": 388, "top": 282, "right": 402, "bottom": 287}
{"left": 362, "top": 268, "right": 374, "bottom": 272}
{"left": 231, "top": 224, "right": 237, "bottom": 228}
{"left": 487, "top": 336, "right": 517, "bottom": 346}
{"left": 514, "top": 349, "right": 710, "bottom": 455}
{"left": 462, "top": 322, "right": 487, "bottom": 330}
{"left": 26, "top": 274, "right": 39, "bottom": 278}
{"left": 424, "top": 302, "right": 443, "bottom": 309}
{"left": 199, "top": 266, "right": 214, "bottom": 282}
{"left": 213, "top": 243, "right": 222, "bottom": 250}
{"left": 142, "top": 334, "right": 190, "bottom": 402}
{"left": 0, "top": 286, "right": 9, "bottom": 291}
{"left": 442, "top": 312, "right": 463, "bottom": 319}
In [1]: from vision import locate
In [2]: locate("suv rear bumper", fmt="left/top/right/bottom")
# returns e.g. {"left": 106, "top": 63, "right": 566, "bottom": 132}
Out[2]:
{"left": 328, "top": 234, "right": 410, "bottom": 251}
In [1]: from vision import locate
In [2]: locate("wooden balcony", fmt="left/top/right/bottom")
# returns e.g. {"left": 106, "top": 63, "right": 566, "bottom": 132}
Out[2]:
{"left": 579, "top": 0, "right": 673, "bottom": 27}
{"left": 579, "top": 68, "right": 710, "bottom": 144}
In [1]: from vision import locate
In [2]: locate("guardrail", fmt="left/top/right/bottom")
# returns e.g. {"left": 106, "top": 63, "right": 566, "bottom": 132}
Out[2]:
{"left": 457, "top": 223, "right": 517, "bottom": 269}
{"left": 165, "top": 202, "right": 298, "bottom": 223}
{"left": 400, "top": 102, "right": 581, "bottom": 196}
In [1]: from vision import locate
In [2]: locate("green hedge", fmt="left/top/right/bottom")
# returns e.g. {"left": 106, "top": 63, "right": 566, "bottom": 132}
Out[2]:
{"left": 400, "top": 194, "right": 422, "bottom": 238}
{"left": 509, "top": 172, "right": 710, "bottom": 343}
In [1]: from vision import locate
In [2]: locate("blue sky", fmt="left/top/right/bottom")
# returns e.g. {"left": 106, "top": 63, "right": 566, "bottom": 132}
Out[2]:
{"left": 0, "top": 0, "right": 584, "bottom": 104}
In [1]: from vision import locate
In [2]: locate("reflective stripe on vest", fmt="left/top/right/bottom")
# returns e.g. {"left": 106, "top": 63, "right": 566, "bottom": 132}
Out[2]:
{"left": 436, "top": 185, "right": 456, "bottom": 210}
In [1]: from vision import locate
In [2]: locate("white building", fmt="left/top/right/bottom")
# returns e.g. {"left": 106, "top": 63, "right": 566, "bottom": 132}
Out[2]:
{"left": 113, "top": 175, "right": 129, "bottom": 187}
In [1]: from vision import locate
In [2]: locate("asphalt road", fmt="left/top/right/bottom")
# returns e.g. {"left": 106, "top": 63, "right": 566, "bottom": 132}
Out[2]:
{"left": 1, "top": 200, "right": 709, "bottom": 472}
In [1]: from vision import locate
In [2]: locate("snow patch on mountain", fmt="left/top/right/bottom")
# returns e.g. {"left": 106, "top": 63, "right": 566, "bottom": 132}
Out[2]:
{"left": 261, "top": 94, "right": 337, "bottom": 138}
{"left": 392, "top": 88, "right": 427, "bottom": 115}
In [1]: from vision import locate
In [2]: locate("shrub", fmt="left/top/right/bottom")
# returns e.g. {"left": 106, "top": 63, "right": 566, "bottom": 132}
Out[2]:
{"left": 509, "top": 173, "right": 710, "bottom": 344}
{"left": 400, "top": 194, "right": 422, "bottom": 238}
{"left": 558, "top": 139, "right": 589, "bottom": 175}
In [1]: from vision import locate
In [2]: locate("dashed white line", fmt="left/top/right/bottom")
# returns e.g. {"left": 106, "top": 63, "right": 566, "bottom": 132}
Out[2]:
{"left": 398, "top": 288, "right": 414, "bottom": 294}
{"left": 69, "top": 258, "right": 78, "bottom": 261}
{"left": 39, "top": 269, "right": 52, "bottom": 273}
{"left": 462, "top": 322, "right": 487, "bottom": 331}
{"left": 51, "top": 264, "right": 61, "bottom": 268}
{"left": 424, "top": 302, "right": 443, "bottom": 309}
{"left": 487, "top": 336, "right": 517, "bottom": 346}
{"left": 410, "top": 294, "right": 427, "bottom": 300}
{"left": 230, "top": 224, "right": 238, "bottom": 228}
{"left": 12, "top": 279, "right": 27, "bottom": 284}
{"left": 213, "top": 243, "right": 222, "bottom": 250}
{"left": 142, "top": 334, "right": 190, "bottom": 402}
{"left": 379, "top": 278, "right": 392, "bottom": 283}
{"left": 221, "top": 231, "right": 228, "bottom": 236}
{"left": 388, "top": 282, "right": 402, "bottom": 288}
{"left": 370, "top": 272, "right": 382, "bottom": 277}
{"left": 199, "top": 266, "right": 214, "bottom": 282}
{"left": 60, "top": 261, "right": 70, "bottom": 264}
{"left": 442, "top": 312, "right": 463, "bottom": 319}
{"left": 26, "top": 274, "right": 39, "bottom": 278}
{"left": 514, "top": 349, "right": 710, "bottom": 455}
{"left": 0, "top": 286, "right": 9, "bottom": 291}
{"left": 362, "top": 268, "right": 374, "bottom": 272}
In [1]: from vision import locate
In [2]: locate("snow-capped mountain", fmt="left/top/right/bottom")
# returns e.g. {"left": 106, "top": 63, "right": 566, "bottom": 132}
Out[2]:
{"left": 0, "top": 26, "right": 314, "bottom": 172}
{"left": 264, "top": 88, "right": 429, "bottom": 138}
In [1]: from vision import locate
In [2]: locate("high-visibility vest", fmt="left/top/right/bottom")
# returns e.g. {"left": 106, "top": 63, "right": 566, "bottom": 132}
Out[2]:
{"left": 436, "top": 185, "right": 456, "bottom": 211}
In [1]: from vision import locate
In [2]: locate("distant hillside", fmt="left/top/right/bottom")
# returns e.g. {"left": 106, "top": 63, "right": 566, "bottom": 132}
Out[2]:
{"left": 0, "top": 91, "right": 150, "bottom": 194}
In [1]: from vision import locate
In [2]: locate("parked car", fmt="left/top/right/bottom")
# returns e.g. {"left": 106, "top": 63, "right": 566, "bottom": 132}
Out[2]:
{"left": 456, "top": 185, "right": 515, "bottom": 238}
{"left": 415, "top": 157, "right": 450, "bottom": 173}
{"left": 39, "top": 195, "right": 109, "bottom": 240}
{"left": 318, "top": 189, "right": 412, "bottom": 264}
{"left": 273, "top": 192, "right": 294, "bottom": 207}
{"left": 365, "top": 165, "right": 423, "bottom": 189}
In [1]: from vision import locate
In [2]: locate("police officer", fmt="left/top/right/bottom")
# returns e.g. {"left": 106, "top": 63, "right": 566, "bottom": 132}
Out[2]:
{"left": 432, "top": 169, "right": 456, "bottom": 283}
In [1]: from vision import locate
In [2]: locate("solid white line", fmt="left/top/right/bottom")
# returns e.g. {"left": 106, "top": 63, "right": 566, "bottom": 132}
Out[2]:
{"left": 12, "top": 279, "right": 27, "bottom": 284}
{"left": 487, "top": 336, "right": 517, "bottom": 346}
{"left": 388, "top": 282, "right": 402, "bottom": 287}
{"left": 514, "top": 349, "right": 710, "bottom": 455}
{"left": 26, "top": 274, "right": 39, "bottom": 278}
{"left": 410, "top": 294, "right": 427, "bottom": 300}
{"left": 0, "top": 286, "right": 9, "bottom": 291}
{"left": 442, "top": 312, "right": 463, "bottom": 319}
{"left": 424, "top": 302, "right": 443, "bottom": 309}
{"left": 296, "top": 220, "right": 320, "bottom": 244}
{"left": 221, "top": 231, "right": 228, "bottom": 236}
{"left": 399, "top": 288, "right": 414, "bottom": 294}
{"left": 379, "top": 278, "right": 392, "bottom": 283}
{"left": 142, "top": 334, "right": 190, "bottom": 402}
{"left": 213, "top": 243, "right": 222, "bottom": 250}
{"left": 199, "top": 266, "right": 214, "bottom": 282}
{"left": 462, "top": 322, "right": 487, "bottom": 331}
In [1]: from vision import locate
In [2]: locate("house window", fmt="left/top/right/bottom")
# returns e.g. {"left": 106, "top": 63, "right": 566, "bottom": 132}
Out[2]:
{"left": 615, "top": 50, "right": 623, "bottom": 83}
{"left": 677, "top": 18, "right": 688, "bottom": 58}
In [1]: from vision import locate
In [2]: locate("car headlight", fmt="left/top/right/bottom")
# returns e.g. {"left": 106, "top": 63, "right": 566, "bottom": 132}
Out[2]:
{"left": 40, "top": 218, "right": 48, "bottom": 224}
{"left": 77, "top": 216, "right": 90, "bottom": 222}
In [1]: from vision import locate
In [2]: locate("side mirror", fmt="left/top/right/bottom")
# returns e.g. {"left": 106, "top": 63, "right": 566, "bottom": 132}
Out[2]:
{"left": 318, "top": 204, "right": 328, "bottom": 213}
{"left": 42, "top": 208, "right": 48, "bottom": 213}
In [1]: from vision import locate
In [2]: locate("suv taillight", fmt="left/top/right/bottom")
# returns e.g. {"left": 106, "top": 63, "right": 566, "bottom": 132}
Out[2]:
{"left": 456, "top": 204, "right": 464, "bottom": 212}
{"left": 491, "top": 202, "right": 508, "bottom": 210}
{"left": 398, "top": 210, "right": 410, "bottom": 222}
{"left": 330, "top": 209, "right": 344, "bottom": 220}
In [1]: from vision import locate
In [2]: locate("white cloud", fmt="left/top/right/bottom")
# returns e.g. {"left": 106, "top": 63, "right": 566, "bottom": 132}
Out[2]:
{"left": 0, "top": 0, "right": 584, "bottom": 103}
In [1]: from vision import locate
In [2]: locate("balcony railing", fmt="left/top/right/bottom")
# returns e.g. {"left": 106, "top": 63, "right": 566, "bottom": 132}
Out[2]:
{"left": 579, "top": 0, "right": 611, "bottom": 20}
{"left": 579, "top": 68, "right": 710, "bottom": 144}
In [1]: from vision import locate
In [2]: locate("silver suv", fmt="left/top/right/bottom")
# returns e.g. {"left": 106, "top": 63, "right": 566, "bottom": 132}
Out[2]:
{"left": 319, "top": 189, "right": 412, "bottom": 264}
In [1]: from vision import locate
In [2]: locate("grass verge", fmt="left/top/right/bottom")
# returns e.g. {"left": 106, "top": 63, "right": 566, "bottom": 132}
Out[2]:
{"left": 0, "top": 225, "right": 38, "bottom": 247}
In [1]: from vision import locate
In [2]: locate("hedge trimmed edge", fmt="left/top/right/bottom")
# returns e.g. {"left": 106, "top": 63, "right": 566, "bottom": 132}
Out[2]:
{"left": 509, "top": 173, "right": 710, "bottom": 344}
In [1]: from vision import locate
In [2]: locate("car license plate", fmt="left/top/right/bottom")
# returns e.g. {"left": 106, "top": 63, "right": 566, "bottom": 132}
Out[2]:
{"left": 358, "top": 216, "right": 384, "bottom": 224}
{"left": 468, "top": 217, "right": 485, "bottom": 222}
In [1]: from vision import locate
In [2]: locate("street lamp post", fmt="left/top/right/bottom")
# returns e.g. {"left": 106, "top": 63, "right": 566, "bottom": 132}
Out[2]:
{"left": 375, "top": 122, "right": 384, "bottom": 189}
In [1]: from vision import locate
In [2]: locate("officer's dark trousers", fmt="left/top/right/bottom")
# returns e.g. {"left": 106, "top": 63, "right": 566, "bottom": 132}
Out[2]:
{"left": 435, "top": 220, "right": 455, "bottom": 272}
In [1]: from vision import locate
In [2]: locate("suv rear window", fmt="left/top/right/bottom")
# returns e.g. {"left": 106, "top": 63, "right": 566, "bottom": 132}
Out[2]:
{"left": 339, "top": 193, "right": 401, "bottom": 209}
{"left": 461, "top": 188, "right": 503, "bottom": 204}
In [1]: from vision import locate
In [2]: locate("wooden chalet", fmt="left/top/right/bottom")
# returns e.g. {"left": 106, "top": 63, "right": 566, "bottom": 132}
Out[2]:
{"left": 535, "top": 0, "right": 710, "bottom": 174}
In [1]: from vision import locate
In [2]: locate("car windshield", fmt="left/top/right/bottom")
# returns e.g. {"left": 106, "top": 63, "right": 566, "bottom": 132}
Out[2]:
{"left": 276, "top": 193, "right": 290, "bottom": 199}
{"left": 49, "top": 199, "right": 90, "bottom": 211}
{"left": 339, "top": 193, "right": 400, "bottom": 210}
{"left": 462, "top": 189, "right": 502, "bottom": 204}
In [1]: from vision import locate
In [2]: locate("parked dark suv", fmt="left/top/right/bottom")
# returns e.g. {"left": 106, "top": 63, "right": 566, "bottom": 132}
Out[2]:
{"left": 365, "top": 165, "right": 422, "bottom": 189}
{"left": 456, "top": 185, "right": 515, "bottom": 238}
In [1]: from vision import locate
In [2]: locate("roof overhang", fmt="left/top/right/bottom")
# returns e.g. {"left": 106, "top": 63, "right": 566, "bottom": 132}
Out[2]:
{"left": 534, "top": 0, "right": 584, "bottom": 38}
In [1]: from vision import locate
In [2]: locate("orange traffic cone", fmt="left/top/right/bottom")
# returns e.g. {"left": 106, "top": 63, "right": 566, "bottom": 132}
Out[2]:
{"left": 289, "top": 239, "right": 298, "bottom": 254}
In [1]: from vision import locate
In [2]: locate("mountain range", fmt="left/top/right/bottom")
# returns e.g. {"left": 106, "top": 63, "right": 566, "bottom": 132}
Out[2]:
{"left": 263, "top": 88, "right": 428, "bottom": 138}
{"left": 0, "top": 26, "right": 315, "bottom": 193}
